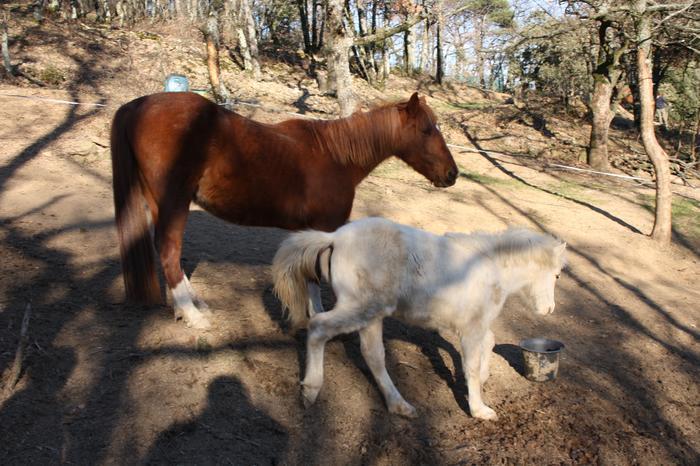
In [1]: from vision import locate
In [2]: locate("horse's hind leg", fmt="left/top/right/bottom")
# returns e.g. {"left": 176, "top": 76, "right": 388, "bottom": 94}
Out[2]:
{"left": 359, "top": 319, "right": 417, "bottom": 418}
{"left": 155, "top": 202, "right": 211, "bottom": 329}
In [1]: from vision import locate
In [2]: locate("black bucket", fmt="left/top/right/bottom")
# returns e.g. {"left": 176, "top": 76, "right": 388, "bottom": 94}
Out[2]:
{"left": 519, "top": 338, "right": 565, "bottom": 382}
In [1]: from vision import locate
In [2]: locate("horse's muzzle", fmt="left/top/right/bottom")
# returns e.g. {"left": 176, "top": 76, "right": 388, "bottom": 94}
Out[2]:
{"left": 434, "top": 168, "right": 458, "bottom": 187}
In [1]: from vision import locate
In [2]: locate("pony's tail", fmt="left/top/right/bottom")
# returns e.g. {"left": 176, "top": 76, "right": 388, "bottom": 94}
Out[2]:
{"left": 272, "top": 230, "right": 334, "bottom": 329}
{"left": 111, "top": 103, "right": 161, "bottom": 305}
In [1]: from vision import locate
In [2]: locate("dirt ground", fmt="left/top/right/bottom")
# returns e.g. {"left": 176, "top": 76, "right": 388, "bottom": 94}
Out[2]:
{"left": 1, "top": 12, "right": 699, "bottom": 466}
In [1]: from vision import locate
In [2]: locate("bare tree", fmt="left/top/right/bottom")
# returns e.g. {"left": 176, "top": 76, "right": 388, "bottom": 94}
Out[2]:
{"left": 1, "top": 10, "right": 12, "bottom": 78}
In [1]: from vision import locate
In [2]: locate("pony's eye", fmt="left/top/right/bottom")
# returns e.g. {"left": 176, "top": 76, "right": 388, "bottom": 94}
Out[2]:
{"left": 556, "top": 274, "right": 561, "bottom": 279}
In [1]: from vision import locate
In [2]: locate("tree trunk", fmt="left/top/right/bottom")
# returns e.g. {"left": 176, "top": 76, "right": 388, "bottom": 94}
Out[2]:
{"left": 475, "top": 15, "right": 486, "bottom": 88}
{"left": 326, "top": 0, "right": 355, "bottom": 116}
{"left": 588, "top": 77, "right": 614, "bottom": 170}
{"left": 205, "top": 13, "right": 230, "bottom": 104}
{"left": 419, "top": 20, "right": 430, "bottom": 73}
{"left": 691, "top": 109, "right": 699, "bottom": 163}
{"left": 635, "top": 0, "right": 671, "bottom": 245}
{"left": 241, "top": 0, "right": 261, "bottom": 79}
{"left": 435, "top": 9, "right": 443, "bottom": 84}
{"left": 1, "top": 12, "right": 12, "bottom": 78}
{"left": 298, "top": 0, "right": 311, "bottom": 52}
{"left": 403, "top": 23, "right": 414, "bottom": 75}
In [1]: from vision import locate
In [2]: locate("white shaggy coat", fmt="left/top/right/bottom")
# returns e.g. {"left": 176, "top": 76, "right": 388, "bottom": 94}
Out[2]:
{"left": 272, "top": 217, "right": 566, "bottom": 419}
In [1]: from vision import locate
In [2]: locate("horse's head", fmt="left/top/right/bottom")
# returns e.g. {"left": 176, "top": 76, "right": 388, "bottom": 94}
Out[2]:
{"left": 395, "top": 93, "right": 458, "bottom": 188}
{"left": 527, "top": 241, "right": 567, "bottom": 316}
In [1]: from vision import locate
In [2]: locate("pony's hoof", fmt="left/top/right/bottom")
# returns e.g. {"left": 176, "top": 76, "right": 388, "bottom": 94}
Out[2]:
{"left": 472, "top": 406, "right": 498, "bottom": 421}
{"left": 480, "top": 371, "right": 490, "bottom": 384}
{"left": 301, "top": 384, "right": 320, "bottom": 408}
{"left": 389, "top": 401, "right": 417, "bottom": 419}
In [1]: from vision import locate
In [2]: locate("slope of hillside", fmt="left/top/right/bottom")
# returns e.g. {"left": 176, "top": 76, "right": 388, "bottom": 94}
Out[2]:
{"left": 1, "top": 8, "right": 699, "bottom": 465}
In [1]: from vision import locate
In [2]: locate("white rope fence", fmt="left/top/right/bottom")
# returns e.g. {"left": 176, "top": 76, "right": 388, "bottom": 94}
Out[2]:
{"left": 0, "top": 91, "right": 684, "bottom": 187}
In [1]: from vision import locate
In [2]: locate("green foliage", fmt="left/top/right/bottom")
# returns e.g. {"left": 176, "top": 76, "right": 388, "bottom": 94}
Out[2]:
{"left": 637, "top": 194, "right": 700, "bottom": 238}
{"left": 511, "top": 18, "right": 592, "bottom": 99}
{"left": 662, "top": 61, "right": 700, "bottom": 125}
{"left": 464, "top": 0, "right": 514, "bottom": 28}
{"left": 39, "top": 65, "right": 66, "bottom": 86}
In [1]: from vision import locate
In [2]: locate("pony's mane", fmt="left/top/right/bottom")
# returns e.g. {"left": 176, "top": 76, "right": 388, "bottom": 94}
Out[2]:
{"left": 446, "top": 228, "right": 565, "bottom": 269}
{"left": 311, "top": 101, "right": 405, "bottom": 166}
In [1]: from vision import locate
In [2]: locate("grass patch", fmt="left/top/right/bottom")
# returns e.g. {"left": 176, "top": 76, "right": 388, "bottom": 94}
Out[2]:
{"left": 38, "top": 65, "right": 66, "bottom": 86}
{"left": 448, "top": 101, "right": 492, "bottom": 111}
{"left": 460, "top": 169, "right": 521, "bottom": 188}
{"left": 544, "top": 179, "right": 597, "bottom": 203}
{"left": 637, "top": 194, "right": 700, "bottom": 239}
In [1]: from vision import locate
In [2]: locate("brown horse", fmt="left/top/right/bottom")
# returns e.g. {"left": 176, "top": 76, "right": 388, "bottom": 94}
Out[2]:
{"left": 111, "top": 91, "right": 457, "bottom": 328}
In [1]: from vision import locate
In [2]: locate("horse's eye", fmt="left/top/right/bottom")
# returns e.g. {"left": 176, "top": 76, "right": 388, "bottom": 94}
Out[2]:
{"left": 421, "top": 127, "right": 432, "bottom": 135}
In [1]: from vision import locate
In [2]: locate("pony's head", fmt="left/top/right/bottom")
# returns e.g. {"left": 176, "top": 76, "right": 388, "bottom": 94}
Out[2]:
{"left": 395, "top": 93, "right": 458, "bottom": 187}
{"left": 526, "top": 240, "right": 567, "bottom": 315}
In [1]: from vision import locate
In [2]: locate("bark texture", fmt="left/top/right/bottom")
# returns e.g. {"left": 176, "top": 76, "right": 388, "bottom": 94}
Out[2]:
{"left": 634, "top": 0, "right": 671, "bottom": 245}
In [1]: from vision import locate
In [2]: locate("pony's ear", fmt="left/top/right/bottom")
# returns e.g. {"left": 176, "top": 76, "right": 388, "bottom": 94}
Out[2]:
{"left": 407, "top": 92, "right": 420, "bottom": 116}
{"left": 554, "top": 242, "right": 567, "bottom": 258}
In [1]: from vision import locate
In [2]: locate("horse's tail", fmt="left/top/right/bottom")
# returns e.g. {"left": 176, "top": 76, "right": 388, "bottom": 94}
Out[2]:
{"left": 272, "top": 230, "right": 334, "bottom": 329}
{"left": 111, "top": 102, "right": 161, "bottom": 304}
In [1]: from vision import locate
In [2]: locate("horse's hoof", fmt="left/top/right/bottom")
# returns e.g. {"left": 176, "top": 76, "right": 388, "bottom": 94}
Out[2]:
{"left": 389, "top": 401, "right": 418, "bottom": 419}
{"left": 472, "top": 406, "right": 498, "bottom": 421}
{"left": 195, "top": 299, "right": 212, "bottom": 314}
{"left": 185, "top": 313, "right": 212, "bottom": 330}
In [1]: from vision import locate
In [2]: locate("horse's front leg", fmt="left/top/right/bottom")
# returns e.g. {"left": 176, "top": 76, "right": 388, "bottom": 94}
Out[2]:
{"left": 460, "top": 333, "right": 497, "bottom": 420}
{"left": 156, "top": 207, "right": 211, "bottom": 330}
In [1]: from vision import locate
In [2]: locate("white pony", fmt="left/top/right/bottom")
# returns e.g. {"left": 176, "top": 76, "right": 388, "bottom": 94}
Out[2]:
{"left": 272, "top": 217, "right": 566, "bottom": 420}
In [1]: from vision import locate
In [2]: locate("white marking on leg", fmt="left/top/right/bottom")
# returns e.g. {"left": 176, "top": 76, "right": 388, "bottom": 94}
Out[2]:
{"left": 171, "top": 278, "right": 210, "bottom": 329}
{"left": 183, "top": 275, "right": 210, "bottom": 312}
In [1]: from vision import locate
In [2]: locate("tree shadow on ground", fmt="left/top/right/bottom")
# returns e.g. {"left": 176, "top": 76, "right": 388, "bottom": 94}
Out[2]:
{"left": 460, "top": 129, "right": 644, "bottom": 235}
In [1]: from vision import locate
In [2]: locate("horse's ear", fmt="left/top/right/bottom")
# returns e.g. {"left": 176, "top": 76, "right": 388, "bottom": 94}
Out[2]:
{"left": 407, "top": 92, "right": 420, "bottom": 117}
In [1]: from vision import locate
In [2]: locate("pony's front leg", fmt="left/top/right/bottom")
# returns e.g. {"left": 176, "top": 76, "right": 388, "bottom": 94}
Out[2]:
{"left": 359, "top": 319, "right": 417, "bottom": 418}
{"left": 460, "top": 334, "right": 497, "bottom": 420}
{"left": 480, "top": 330, "right": 495, "bottom": 384}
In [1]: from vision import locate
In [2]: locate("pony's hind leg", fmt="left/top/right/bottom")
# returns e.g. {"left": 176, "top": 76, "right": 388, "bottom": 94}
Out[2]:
{"left": 302, "top": 303, "right": 370, "bottom": 407}
{"left": 307, "top": 282, "right": 324, "bottom": 317}
{"left": 359, "top": 319, "right": 417, "bottom": 418}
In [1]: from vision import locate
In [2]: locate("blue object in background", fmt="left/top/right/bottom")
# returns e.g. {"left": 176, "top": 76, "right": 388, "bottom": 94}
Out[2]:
{"left": 164, "top": 74, "right": 190, "bottom": 92}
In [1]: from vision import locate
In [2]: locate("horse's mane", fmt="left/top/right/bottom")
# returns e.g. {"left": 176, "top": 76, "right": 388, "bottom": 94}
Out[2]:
{"left": 312, "top": 99, "right": 435, "bottom": 166}
{"left": 446, "top": 228, "right": 565, "bottom": 269}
